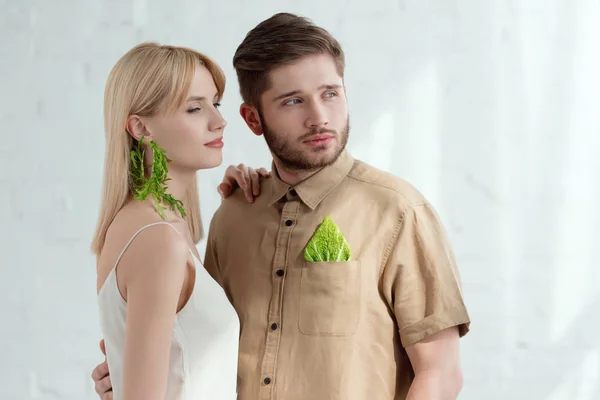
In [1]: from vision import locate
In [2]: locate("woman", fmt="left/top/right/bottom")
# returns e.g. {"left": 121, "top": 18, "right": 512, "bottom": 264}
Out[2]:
{"left": 92, "top": 42, "right": 265, "bottom": 399}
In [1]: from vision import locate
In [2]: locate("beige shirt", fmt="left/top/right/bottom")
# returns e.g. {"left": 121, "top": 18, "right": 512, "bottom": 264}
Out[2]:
{"left": 204, "top": 150, "right": 470, "bottom": 400}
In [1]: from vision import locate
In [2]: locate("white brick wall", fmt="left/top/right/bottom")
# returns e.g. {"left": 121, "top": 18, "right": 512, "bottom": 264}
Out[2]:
{"left": 1, "top": 0, "right": 599, "bottom": 399}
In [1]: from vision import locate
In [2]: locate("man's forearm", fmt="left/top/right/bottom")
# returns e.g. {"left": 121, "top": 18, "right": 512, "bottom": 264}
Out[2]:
{"left": 406, "top": 371, "right": 462, "bottom": 400}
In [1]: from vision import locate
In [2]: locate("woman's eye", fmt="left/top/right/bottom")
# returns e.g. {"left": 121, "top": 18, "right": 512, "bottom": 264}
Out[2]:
{"left": 187, "top": 107, "right": 201, "bottom": 113}
{"left": 213, "top": 102, "right": 221, "bottom": 109}
{"left": 324, "top": 92, "right": 337, "bottom": 98}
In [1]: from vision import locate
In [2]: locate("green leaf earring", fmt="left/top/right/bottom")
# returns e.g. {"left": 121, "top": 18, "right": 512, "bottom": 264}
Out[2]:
{"left": 130, "top": 136, "right": 187, "bottom": 219}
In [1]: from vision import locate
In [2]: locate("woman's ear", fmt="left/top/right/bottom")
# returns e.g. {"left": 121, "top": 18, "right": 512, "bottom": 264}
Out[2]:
{"left": 239, "top": 104, "right": 263, "bottom": 136}
{"left": 125, "top": 115, "right": 150, "bottom": 141}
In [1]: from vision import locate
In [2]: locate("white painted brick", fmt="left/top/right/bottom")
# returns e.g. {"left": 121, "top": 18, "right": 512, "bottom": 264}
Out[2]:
{"left": 1, "top": 0, "right": 599, "bottom": 399}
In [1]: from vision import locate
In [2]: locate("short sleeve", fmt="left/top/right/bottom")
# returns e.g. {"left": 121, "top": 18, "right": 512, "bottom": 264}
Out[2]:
{"left": 381, "top": 202, "right": 470, "bottom": 347}
{"left": 202, "top": 212, "right": 223, "bottom": 287}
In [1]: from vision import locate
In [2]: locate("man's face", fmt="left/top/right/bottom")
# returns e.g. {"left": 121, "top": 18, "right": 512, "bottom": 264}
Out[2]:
{"left": 258, "top": 54, "right": 349, "bottom": 171}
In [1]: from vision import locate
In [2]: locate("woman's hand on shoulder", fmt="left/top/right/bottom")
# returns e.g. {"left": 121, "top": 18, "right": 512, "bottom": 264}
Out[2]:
{"left": 218, "top": 163, "right": 270, "bottom": 203}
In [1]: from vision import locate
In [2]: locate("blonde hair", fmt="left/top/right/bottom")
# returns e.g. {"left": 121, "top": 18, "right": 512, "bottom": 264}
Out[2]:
{"left": 91, "top": 42, "right": 226, "bottom": 255}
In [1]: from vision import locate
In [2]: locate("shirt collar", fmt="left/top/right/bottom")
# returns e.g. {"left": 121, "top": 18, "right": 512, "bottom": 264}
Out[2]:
{"left": 268, "top": 150, "right": 355, "bottom": 210}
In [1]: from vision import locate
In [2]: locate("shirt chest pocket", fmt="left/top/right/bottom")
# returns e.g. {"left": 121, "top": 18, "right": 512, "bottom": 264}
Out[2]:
{"left": 298, "top": 260, "right": 361, "bottom": 336}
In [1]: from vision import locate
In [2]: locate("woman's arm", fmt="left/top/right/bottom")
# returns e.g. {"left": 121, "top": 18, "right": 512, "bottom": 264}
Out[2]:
{"left": 119, "top": 225, "right": 189, "bottom": 400}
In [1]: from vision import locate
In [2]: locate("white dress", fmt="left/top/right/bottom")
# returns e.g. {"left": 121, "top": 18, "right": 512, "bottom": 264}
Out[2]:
{"left": 97, "top": 222, "right": 239, "bottom": 399}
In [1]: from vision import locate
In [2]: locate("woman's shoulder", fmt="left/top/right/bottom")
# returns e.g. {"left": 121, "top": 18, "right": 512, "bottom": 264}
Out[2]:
{"left": 102, "top": 202, "right": 190, "bottom": 273}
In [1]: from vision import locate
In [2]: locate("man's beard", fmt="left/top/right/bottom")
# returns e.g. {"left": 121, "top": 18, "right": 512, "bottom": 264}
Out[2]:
{"left": 260, "top": 114, "right": 350, "bottom": 172}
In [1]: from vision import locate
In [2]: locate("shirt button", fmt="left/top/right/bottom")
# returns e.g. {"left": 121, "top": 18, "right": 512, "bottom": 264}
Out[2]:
{"left": 276, "top": 269, "right": 284, "bottom": 277}
{"left": 264, "top": 377, "right": 271, "bottom": 385}
{"left": 271, "top": 323, "right": 278, "bottom": 330}
{"left": 285, "top": 219, "right": 293, "bottom": 226}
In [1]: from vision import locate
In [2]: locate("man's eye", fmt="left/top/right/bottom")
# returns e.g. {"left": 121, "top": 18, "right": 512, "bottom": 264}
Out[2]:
{"left": 284, "top": 99, "right": 301, "bottom": 106}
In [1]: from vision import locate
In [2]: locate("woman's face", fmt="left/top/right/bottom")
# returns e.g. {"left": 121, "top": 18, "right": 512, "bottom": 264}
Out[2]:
{"left": 142, "top": 64, "right": 227, "bottom": 172}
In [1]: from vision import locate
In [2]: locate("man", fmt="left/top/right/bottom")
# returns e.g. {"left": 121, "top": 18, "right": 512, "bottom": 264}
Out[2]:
{"left": 93, "top": 12, "right": 470, "bottom": 400}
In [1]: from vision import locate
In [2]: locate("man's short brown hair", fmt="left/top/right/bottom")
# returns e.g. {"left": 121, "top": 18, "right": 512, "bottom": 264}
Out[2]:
{"left": 233, "top": 13, "right": 345, "bottom": 107}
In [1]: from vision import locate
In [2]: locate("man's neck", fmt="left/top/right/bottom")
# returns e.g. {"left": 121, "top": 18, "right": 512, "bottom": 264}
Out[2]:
{"left": 273, "top": 158, "right": 321, "bottom": 187}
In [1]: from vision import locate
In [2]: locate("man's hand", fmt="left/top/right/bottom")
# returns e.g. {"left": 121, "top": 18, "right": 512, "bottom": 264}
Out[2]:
{"left": 218, "top": 164, "right": 270, "bottom": 203}
{"left": 91, "top": 339, "right": 113, "bottom": 400}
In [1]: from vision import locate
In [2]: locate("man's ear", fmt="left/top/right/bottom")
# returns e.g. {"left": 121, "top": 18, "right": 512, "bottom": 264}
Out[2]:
{"left": 239, "top": 103, "right": 263, "bottom": 136}
{"left": 125, "top": 115, "right": 151, "bottom": 141}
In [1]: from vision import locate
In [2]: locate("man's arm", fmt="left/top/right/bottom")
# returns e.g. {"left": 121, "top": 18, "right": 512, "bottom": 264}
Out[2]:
{"left": 203, "top": 210, "right": 223, "bottom": 286}
{"left": 205, "top": 163, "right": 269, "bottom": 283}
{"left": 380, "top": 202, "right": 470, "bottom": 399}
{"left": 405, "top": 327, "right": 463, "bottom": 400}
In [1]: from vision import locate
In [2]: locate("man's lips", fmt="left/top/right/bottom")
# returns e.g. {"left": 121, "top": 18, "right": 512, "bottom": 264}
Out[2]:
{"left": 303, "top": 133, "right": 334, "bottom": 146}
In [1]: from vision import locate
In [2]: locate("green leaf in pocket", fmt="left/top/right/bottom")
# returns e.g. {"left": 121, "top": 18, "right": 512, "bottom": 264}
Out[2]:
{"left": 304, "top": 216, "right": 351, "bottom": 262}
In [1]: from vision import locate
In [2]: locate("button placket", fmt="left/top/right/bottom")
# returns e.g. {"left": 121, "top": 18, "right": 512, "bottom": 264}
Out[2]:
{"left": 258, "top": 200, "right": 299, "bottom": 399}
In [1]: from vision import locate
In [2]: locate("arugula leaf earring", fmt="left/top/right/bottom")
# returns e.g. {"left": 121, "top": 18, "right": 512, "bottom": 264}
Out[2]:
{"left": 129, "top": 136, "right": 186, "bottom": 219}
